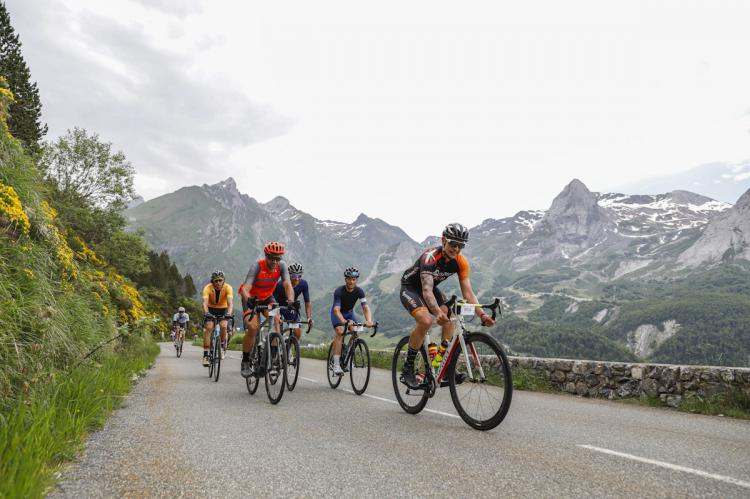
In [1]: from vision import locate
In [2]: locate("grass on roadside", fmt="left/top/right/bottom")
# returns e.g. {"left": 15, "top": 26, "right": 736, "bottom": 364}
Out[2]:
{"left": 0, "top": 333, "right": 159, "bottom": 499}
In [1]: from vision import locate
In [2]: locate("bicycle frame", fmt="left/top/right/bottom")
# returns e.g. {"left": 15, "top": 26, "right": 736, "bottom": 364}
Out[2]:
{"left": 417, "top": 298, "right": 499, "bottom": 390}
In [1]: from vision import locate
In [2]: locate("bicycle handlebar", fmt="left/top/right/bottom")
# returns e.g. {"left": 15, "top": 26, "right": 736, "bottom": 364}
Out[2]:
{"left": 445, "top": 295, "right": 502, "bottom": 321}
{"left": 345, "top": 320, "right": 379, "bottom": 337}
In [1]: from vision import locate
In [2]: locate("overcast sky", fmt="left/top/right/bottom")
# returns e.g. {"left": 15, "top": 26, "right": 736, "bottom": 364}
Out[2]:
{"left": 7, "top": 0, "right": 750, "bottom": 240}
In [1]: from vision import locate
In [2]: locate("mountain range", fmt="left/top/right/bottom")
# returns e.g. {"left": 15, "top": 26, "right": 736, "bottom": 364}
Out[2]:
{"left": 126, "top": 178, "right": 750, "bottom": 366}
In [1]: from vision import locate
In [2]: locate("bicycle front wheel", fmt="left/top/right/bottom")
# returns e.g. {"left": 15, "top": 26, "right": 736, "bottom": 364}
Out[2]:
{"left": 176, "top": 337, "right": 183, "bottom": 358}
{"left": 285, "top": 336, "right": 301, "bottom": 391}
{"left": 208, "top": 337, "right": 215, "bottom": 378}
{"left": 265, "top": 332, "right": 286, "bottom": 404}
{"left": 326, "top": 342, "right": 342, "bottom": 389}
{"left": 349, "top": 339, "right": 370, "bottom": 395}
{"left": 392, "top": 336, "right": 429, "bottom": 414}
{"left": 213, "top": 335, "right": 221, "bottom": 382}
{"left": 246, "top": 345, "right": 260, "bottom": 395}
{"left": 448, "top": 332, "right": 513, "bottom": 431}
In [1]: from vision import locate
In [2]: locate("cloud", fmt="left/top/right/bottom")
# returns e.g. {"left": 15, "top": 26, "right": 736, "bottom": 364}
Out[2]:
{"left": 6, "top": 0, "right": 293, "bottom": 197}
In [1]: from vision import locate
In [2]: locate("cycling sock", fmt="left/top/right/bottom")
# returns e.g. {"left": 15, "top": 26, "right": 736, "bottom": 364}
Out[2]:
{"left": 333, "top": 355, "right": 340, "bottom": 367}
{"left": 437, "top": 340, "right": 449, "bottom": 357}
{"left": 242, "top": 352, "right": 250, "bottom": 362}
{"left": 405, "top": 346, "right": 418, "bottom": 369}
{"left": 203, "top": 350, "right": 208, "bottom": 357}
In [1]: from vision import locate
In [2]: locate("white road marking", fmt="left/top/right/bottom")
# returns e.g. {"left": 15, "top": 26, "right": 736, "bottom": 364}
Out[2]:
{"left": 578, "top": 445, "right": 750, "bottom": 489}
{"left": 300, "top": 376, "right": 319, "bottom": 383}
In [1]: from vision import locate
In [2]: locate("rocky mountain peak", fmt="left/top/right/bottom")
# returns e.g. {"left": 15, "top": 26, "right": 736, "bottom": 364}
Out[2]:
{"left": 548, "top": 179, "right": 598, "bottom": 214}
{"left": 264, "top": 195, "right": 292, "bottom": 214}
{"left": 735, "top": 188, "right": 750, "bottom": 211}
{"left": 216, "top": 177, "right": 238, "bottom": 192}
{"left": 353, "top": 213, "right": 371, "bottom": 225}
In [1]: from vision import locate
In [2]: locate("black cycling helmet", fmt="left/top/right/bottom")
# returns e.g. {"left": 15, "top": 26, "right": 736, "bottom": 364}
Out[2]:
{"left": 442, "top": 223, "right": 469, "bottom": 242}
{"left": 344, "top": 266, "right": 360, "bottom": 278}
{"left": 288, "top": 262, "right": 304, "bottom": 275}
{"left": 211, "top": 270, "right": 225, "bottom": 281}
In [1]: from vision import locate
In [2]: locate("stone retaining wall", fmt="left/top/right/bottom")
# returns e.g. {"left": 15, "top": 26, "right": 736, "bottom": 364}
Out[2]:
{"left": 510, "top": 356, "right": 750, "bottom": 408}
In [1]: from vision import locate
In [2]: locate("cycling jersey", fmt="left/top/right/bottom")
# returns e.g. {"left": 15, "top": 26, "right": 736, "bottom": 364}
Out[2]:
{"left": 401, "top": 246, "right": 470, "bottom": 289}
{"left": 202, "top": 283, "right": 233, "bottom": 309}
{"left": 331, "top": 285, "right": 367, "bottom": 314}
{"left": 172, "top": 312, "right": 190, "bottom": 324}
{"left": 273, "top": 278, "right": 310, "bottom": 306}
{"left": 243, "top": 259, "right": 290, "bottom": 301}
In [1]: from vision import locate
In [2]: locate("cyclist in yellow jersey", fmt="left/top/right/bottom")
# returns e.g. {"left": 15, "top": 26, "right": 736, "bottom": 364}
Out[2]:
{"left": 202, "top": 270, "right": 233, "bottom": 366}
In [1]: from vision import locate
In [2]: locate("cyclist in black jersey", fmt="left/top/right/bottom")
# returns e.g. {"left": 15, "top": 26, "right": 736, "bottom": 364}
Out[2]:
{"left": 399, "top": 223, "right": 495, "bottom": 388}
{"left": 330, "top": 267, "right": 374, "bottom": 375}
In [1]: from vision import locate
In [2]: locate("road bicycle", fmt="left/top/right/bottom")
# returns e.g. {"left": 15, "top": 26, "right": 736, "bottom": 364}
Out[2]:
{"left": 327, "top": 321, "right": 378, "bottom": 395}
{"left": 391, "top": 296, "right": 512, "bottom": 430}
{"left": 279, "top": 311, "right": 312, "bottom": 391}
{"left": 173, "top": 325, "right": 186, "bottom": 358}
{"left": 207, "top": 314, "right": 233, "bottom": 382}
{"left": 244, "top": 302, "right": 287, "bottom": 404}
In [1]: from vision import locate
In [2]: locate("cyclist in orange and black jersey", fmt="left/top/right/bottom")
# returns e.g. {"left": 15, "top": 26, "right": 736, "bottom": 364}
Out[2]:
{"left": 398, "top": 223, "right": 495, "bottom": 388}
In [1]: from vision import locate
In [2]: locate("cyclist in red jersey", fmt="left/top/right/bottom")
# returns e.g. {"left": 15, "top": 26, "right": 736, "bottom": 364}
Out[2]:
{"left": 399, "top": 223, "right": 495, "bottom": 388}
{"left": 239, "top": 242, "right": 296, "bottom": 378}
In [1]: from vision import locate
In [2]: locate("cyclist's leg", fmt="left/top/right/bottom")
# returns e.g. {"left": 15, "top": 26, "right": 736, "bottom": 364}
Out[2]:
{"left": 400, "top": 287, "right": 432, "bottom": 386}
{"left": 293, "top": 327, "right": 302, "bottom": 340}
{"left": 202, "top": 315, "right": 215, "bottom": 364}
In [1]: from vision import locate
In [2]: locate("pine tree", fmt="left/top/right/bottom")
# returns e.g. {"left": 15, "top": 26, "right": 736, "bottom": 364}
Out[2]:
{"left": 0, "top": 2, "right": 47, "bottom": 154}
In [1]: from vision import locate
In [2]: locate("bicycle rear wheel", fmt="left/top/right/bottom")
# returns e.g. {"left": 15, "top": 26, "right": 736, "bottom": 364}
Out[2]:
{"left": 448, "top": 332, "right": 513, "bottom": 431}
{"left": 213, "top": 335, "right": 221, "bottom": 382}
{"left": 349, "top": 339, "right": 370, "bottom": 395}
{"left": 246, "top": 345, "right": 260, "bottom": 395}
{"left": 392, "top": 336, "right": 430, "bottom": 414}
{"left": 285, "top": 335, "right": 300, "bottom": 391}
{"left": 326, "top": 342, "right": 342, "bottom": 389}
{"left": 265, "top": 332, "right": 286, "bottom": 404}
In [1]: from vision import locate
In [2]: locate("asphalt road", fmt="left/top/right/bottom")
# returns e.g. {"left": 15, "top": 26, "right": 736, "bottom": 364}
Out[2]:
{"left": 50, "top": 343, "right": 750, "bottom": 498}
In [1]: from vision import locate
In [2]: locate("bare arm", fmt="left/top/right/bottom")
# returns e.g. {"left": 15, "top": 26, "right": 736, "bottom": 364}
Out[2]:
{"left": 333, "top": 305, "right": 346, "bottom": 325}
{"left": 226, "top": 295, "right": 233, "bottom": 316}
{"left": 283, "top": 280, "right": 295, "bottom": 305}
{"left": 420, "top": 273, "right": 442, "bottom": 315}
{"left": 459, "top": 277, "right": 493, "bottom": 324}
{"left": 305, "top": 302, "right": 312, "bottom": 321}
{"left": 362, "top": 303, "right": 373, "bottom": 326}
{"left": 202, "top": 296, "right": 209, "bottom": 314}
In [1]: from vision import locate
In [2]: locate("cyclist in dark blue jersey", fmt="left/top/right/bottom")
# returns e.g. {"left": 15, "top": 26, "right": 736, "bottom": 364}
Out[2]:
{"left": 272, "top": 262, "right": 313, "bottom": 339}
{"left": 330, "top": 267, "right": 374, "bottom": 375}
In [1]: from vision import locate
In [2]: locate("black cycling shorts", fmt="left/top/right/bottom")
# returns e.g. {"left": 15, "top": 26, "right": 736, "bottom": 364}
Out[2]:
{"left": 242, "top": 296, "right": 275, "bottom": 319}
{"left": 399, "top": 286, "right": 447, "bottom": 316}
{"left": 204, "top": 307, "right": 228, "bottom": 324}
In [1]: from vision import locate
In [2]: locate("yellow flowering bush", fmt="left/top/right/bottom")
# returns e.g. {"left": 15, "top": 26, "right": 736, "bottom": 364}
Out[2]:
{"left": 36, "top": 201, "right": 78, "bottom": 279}
{"left": 0, "top": 181, "right": 30, "bottom": 236}
{"left": 71, "top": 236, "right": 104, "bottom": 266}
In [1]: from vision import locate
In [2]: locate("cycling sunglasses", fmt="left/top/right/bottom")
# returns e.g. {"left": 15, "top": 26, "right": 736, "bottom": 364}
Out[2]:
{"left": 266, "top": 255, "right": 282, "bottom": 261}
{"left": 445, "top": 239, "right": 466, "bottom": 249}
{"left": 290, "top": 274, "right": 303, "bottom": 279}
{"left": 212, "top": 278, "right": 224, "bottom": 283}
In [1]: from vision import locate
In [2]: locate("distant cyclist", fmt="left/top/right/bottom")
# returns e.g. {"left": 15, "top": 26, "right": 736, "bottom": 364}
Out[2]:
{"left": 398, "top": 223, "right": 494, "bottom": 388}
{"left": 330, "top": 267, "right": 374, "bottom": 376}
{"left": 239, "top": 242, "right": 296, "bottom": 377}
{"left": 171, "top": 306, "right": 190, "bottom": 347}
{"left": 202, "top": 271, "right": 233, "bottom": 366}
{"left": 273, "top": 262, "right": 313, "bottom": 339}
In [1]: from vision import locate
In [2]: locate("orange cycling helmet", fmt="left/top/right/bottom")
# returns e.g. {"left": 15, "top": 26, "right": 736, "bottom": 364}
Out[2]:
{"left": 263, "top": 241, "right": 285, "bottom": 256}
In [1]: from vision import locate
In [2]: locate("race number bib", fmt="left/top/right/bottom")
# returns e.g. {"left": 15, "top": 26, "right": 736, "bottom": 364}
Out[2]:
{"left": 354, "top": 324, "right": 364, "bottom": 332}
{"left": 268, "top": 307, "right": 279, "bottom": 317}
{"left": 460, "top": 304, "right": 475, "bottom": 316}
{"left": 291, "top": 323, "right": 301, "bottom": 329}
